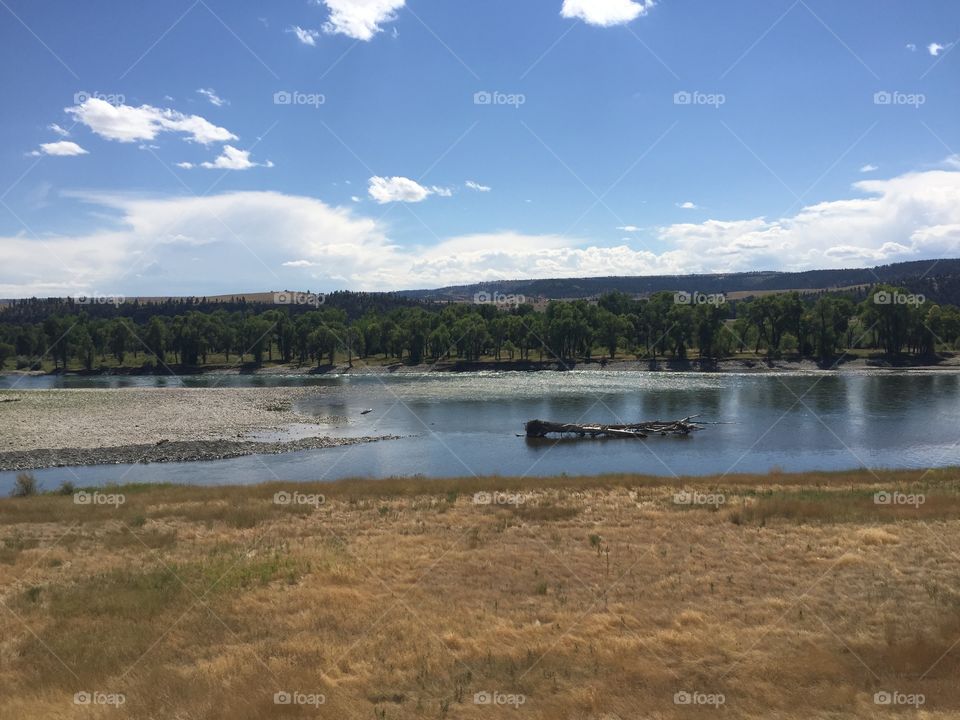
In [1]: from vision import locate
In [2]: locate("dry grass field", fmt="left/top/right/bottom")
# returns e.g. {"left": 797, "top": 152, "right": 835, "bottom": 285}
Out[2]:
{"left": 1, "top": 469, "right": 959, "bottom": 719}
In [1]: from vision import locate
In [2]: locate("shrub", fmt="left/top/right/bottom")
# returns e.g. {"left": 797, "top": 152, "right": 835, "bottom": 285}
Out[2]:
{"left": 12, "top": 472, "right": 39, "bottom": 498}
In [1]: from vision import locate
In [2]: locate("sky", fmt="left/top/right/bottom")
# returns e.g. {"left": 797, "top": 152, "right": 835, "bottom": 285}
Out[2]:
{"left": 1, "top": 0, "right": 959, "bottom": 298}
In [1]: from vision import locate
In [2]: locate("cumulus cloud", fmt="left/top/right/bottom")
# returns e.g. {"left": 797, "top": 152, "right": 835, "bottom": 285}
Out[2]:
{"left": 48, "top": 123, "right": 70, "bottom": 137}
{"left": 677, "top": 201, "right": 698, "bottom": 209}
{"left": 32, "top": 141, "right": 88, "bottom": 157}
{"left": 860, "top": 164, "right": 878, "bottom": 173}
{"left": 196, "top": 88, "right": 227, "bottom": 106}
{"left": 66, "top": 98, "right": 237, "bottom": 145}
{"left": 196, "top": 145, "right": 272, "bottom": 171}
{"left": 905, "top": 43, "right": 916, "bottom": 52}
{"left": 290, "top": 25, "right": 320, "bottom": 45}
{"left": 4, "top": 164, "right": 960, "bottom": 297}
{"left": 368, "top": 176, "right": 435, "bottom": 203}
{"left": 928, "top": 42, "right": 947, "bottom": 56}
{"left": 465, "top": 180, "right": 491, "bottom": 192}
{"left": 561, "top": 0, "right": 655, "bottom": 27}
{"left": 320, "top": 0, "right": 405, "bottom": 41}
{"left": 617, "top": 225, "right": 641, "bottom": 232}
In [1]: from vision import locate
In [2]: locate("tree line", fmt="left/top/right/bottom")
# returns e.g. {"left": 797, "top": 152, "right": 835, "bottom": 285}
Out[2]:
{"left": 0, "top": 286, "right": 958, "bottom": 372}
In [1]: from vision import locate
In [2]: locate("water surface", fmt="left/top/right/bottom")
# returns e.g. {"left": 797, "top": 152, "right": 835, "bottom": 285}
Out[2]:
{"left": 2, "top": 371, "right": 958, "bottom": 491}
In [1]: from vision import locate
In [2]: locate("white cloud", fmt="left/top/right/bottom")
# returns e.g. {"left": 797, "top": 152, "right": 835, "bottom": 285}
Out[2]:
{"left": 465, "top": 180, "right": 491, "bottom": 192}
{"left": 368, "top": 176, "right": 433, "bottom": 203}
{"left": 905, "top": 43, "right": 916, "bottom": 52}
{"left": 290, "top": 25, "right": 320, "bottom": 45}
{"left": 196, "top": 88, "right": 227, "bottom": 106}
{"left": 176, "top": 162, "right": 194, "bottom": 169}
{"left": 197, "top": 145, "right": 270, "bottom": 171}
{"left": 351, "top": 195, "right": 361, "bottom": 202}
{"left": 66, "top": 98, "right": 237, "bottom": 145}
{"left": 48, "top": 123, "right": 70, "bottom": 137}
{"left": 928, "top": 42, "right": 946, "bottom": 56}
{"left": 561, "top": 0, "right": 654, "bottom": 27}
{"left": 616, "top": 225, "right": 641, "bottom": 232}
{"left": 320, "top": 0, "right": 405, "bottom": 41}
{"left": 33, "top": 141, "right": 88, "bottom": 157}
{"left": 3, "top": 163, "right": 960, "bottom": 297}
{"left": 677, "top": 201, "right": 698, "bottom": 209}
{"left": 860, "top": 164, "right": 878, "bottom": 173}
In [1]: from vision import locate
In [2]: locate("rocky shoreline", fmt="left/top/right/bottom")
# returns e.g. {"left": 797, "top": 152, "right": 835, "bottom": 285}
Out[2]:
{"left": 0, "top": 435, "right": 400, "bottom": 472}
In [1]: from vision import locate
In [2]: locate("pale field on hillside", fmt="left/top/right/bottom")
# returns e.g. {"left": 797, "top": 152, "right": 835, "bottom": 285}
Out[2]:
{"left": 0, "top": 470, "right": 958, "bottom": 719}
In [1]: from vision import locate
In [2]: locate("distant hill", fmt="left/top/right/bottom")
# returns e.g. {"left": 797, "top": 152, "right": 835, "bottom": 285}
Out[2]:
{"left": 396, "top": 259, "right": 960, "bottom": 305}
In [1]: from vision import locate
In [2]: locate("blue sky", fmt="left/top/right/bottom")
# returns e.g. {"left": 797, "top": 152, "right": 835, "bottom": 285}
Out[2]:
{"left": 1, "top": 0, "right": 959, "bottom": 297}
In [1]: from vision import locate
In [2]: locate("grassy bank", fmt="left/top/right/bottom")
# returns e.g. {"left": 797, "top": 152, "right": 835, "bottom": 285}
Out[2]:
{"left": 1, "top": 468, "right": 958, "bottom": 718}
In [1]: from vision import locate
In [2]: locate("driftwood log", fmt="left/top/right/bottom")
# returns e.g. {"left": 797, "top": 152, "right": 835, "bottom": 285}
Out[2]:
{"left": 525, "top": 415, "right": 704, "bottom": 439}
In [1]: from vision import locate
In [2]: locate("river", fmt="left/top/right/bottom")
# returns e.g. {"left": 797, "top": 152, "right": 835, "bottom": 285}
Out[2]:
{"left": 2, "top": 370, "right": 958, "bottom": 490}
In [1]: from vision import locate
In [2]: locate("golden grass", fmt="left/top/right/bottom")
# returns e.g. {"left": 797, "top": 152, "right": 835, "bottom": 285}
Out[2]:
{"left": 0, "top": 468, "right": 958, "bottom": 718}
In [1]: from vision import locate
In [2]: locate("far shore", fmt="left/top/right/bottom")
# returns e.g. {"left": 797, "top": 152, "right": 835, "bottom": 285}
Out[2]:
{"left": 4, "top": 353, "right": 960, "bottom": 378}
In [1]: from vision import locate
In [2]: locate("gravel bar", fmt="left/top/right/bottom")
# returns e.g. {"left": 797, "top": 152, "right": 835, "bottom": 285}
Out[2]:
{"left": 0, "top": 435, "right": 400, "bottom": 472}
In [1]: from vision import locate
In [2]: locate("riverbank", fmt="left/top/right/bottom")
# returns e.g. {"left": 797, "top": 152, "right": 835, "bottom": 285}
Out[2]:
{"left": 0, "top": 468, "right": 957, "bottom": 719}
{"left": 0, "top": 387, "right": 397, "bottom": 471}
{"left": 5, "top": 352, "right": 960, "bottom": 378}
